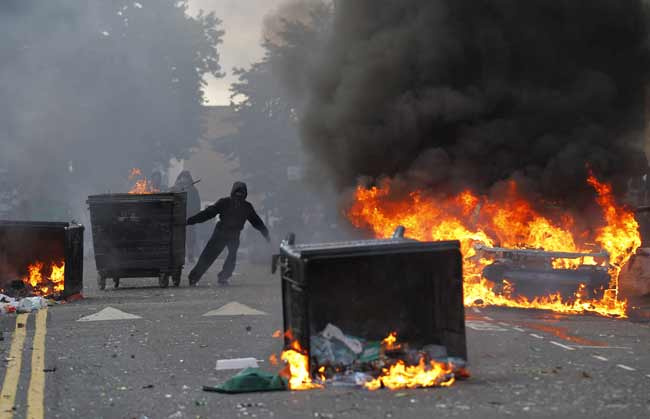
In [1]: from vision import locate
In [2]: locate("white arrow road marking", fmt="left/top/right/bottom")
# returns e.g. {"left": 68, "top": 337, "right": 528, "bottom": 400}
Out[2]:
{"left": 77, "top": 307, "right": 142, "bottom": 321}
{"left": 203, "top": 301, "right": 268, "bottom": 316}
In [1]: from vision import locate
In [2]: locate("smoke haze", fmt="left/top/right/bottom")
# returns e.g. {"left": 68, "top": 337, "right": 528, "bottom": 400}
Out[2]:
{"left": 0, "top": 1, "right": 222, "bottom": 221}
{"left": 300, "top": 0, "right": 650, "bottom": 207}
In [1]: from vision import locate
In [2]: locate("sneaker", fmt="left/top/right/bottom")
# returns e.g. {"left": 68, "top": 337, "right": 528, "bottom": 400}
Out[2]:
{"left": 217, "top": 277, "right": 229, "bottom": 286}
{"left": 189, "top": 277, "right": 199, "bottom": 287}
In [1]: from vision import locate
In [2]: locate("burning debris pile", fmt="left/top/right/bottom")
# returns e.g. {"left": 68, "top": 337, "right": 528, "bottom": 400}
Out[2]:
{"left": 21, "top": 261, "right": 65, "bottom": 296}
{"left": 348, "top": 174, "right": 639, "bottom": 318}
{"left": 0, "top": 259, "right": 66, "bottom": 314}
{"left": 0, "top": 221, "right": 84, "bottom": 306}
{"left": 269, "top": 232, "right": 468, "bottom": 392}
{"left": 274, "top": 328, "right": 468, "bottom": 391}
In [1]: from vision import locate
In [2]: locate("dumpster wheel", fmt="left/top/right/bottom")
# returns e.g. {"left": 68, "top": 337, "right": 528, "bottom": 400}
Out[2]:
{"left": 159, "top": 273, "right": 170, "bottom": 288}
{"left": 98, "top": 275, "right": 106, "bottom": 291}
{"left": 113, "top": 278, "right": 120, "bottom": 289}
{"left": 172, "top": 272, "right": 181, "bottom": 288}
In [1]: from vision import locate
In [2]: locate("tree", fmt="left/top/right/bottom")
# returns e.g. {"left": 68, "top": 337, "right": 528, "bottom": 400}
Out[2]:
{"left": 0, "top": 0, "right": 224, "bottom": 220}
{"left": 213, "top": 1, "right": 332, "bottom": 236}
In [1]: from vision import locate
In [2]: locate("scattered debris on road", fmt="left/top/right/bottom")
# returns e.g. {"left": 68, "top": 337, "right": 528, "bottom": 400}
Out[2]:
{"left": 203, "top": 368, "right": 287, "bottom": 394}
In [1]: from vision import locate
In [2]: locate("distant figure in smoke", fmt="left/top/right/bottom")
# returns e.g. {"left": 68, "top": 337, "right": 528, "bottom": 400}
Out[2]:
{"left": 172, "top": 170, "right": 202, "bottom": 262}
{"left": 186, "top": 182, "right": 270, "bottom": 286}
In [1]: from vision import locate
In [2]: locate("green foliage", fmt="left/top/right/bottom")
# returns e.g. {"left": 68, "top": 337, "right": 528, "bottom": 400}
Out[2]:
{"left": 0, "top": 0, "right": 223, "bottom": 219}
{"left": 214, "top": 1, "right": 332, "bottom": 217}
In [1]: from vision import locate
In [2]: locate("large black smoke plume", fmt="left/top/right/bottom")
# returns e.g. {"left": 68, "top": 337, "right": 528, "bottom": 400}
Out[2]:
{"left": 301, "top": 0, "right": 650, "bottom": 207}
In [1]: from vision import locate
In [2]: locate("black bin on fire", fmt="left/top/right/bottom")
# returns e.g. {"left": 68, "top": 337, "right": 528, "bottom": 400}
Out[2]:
{"left": 273, "top": 234, "right": 467, "bottom": 370}
{"left": 87, "top": 193, "right": 186, "bottom": 289}
{"left": 0, "top": 221, "right": 84, "bottom": 298}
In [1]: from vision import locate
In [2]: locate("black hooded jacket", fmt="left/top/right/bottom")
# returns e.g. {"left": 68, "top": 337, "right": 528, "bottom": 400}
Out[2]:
{"left": 187, "top": 182, "right": 269, "bottom": 240}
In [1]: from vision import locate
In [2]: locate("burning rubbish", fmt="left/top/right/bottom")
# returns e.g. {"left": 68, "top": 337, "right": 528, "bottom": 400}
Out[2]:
{"left": 0, "top": 221, "right": 84, "bottom": 302}
{"left": 280, "top": 339, "right": 323, "bottom": 390}
{"left": 271, "top": 327, "right": 467, "bottom": 391}
{"left": 21, "top": 261, "right": 65, "bottom": 297}
{"left": 128, "top": 168, "right": 160, "bottom": 195}
{"left": 348, "top": 174, "right": 639, "bottom": 318}
{"left": 270, "top": 233, "right": 468, "bottom": 391}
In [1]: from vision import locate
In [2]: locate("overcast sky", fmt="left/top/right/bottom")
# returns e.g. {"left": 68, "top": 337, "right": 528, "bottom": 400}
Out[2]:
{"left": 187, "top": 0, "right": 287, "bottom": 105}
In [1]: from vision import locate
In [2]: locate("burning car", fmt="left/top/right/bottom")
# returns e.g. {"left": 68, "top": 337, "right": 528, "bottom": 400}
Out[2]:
{"left": 476, "top": 245, "right": 611, "bottom": 301}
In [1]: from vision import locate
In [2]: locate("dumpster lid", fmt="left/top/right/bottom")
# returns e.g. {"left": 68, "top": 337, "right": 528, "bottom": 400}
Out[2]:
{"left": 0, "top": 220, "right": 81, "bottom": 229}
{"left": 280, "top": 238, "right": 460, "bottom": 260}
{"left": 87, "top": 192, "right": 183, "bottom": 204}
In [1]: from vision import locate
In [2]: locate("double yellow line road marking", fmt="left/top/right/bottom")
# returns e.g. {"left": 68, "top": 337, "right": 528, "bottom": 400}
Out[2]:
{"left": 0, "top": 310, "right": 48, "bottom": 419}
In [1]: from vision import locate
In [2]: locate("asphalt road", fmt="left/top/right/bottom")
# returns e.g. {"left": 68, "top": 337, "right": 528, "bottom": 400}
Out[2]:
{"left": 1, "top": 257, "right": 650, "bottom": 419}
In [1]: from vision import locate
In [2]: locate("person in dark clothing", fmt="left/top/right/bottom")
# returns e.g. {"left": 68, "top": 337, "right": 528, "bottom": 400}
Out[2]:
{"left": 187, "top": 181, "right": 269, "bottom": 286}
{"left": 172, "top": 170, "right": 202, "bottom": 262}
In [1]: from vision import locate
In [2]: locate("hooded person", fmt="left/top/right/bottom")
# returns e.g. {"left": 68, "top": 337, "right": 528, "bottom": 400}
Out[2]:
{"left": 186, "top": 181, "right": 270, "bottom": 286}
{"left": 172, "top": 170, "right": 202, "bottom": 262}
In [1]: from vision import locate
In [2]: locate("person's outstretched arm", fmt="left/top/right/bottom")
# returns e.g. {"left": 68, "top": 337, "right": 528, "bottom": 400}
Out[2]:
{"left": 247, "top": 206, "right": 270, "bottom": 242}
{"left": 187, "top": 199, "right": 225, "bottom": 225}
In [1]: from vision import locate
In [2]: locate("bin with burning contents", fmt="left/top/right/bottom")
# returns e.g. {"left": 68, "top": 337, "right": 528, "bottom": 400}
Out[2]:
{"left": 0, "top": 221, "right": 84, "bottom": 298}
{"left": 87, "top": 193, "right": 186, "bottom": 289}
{"left": 273, "top": 232, "right": 467, "bottom": 381}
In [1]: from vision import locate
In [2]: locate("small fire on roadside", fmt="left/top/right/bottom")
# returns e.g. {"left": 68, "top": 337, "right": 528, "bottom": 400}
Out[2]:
{"left": 364, "top": 358, "right": 456, "bottom": 390}
{"left": 128, "top": 168, "right": 159, "bottom": 194}
{"left": 279, "top": 340, "right": 323, "bottom": 390}
{"left": 382, "top": 331, "right": 401, "bottom": 351}
{"left": 365, "top": 332, "right": 463, "bottom": 391}
{"left": 348, "top": 173, "right": 639, "bottom": 318}
{"left": 272, "top": 331, "right": 466, "bottom": 391}
{"left": 21, "top": 261, "right": 65, "bottom": 297}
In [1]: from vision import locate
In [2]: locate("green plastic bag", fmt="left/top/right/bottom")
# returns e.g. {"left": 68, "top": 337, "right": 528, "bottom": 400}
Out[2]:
{"left": 203, "top": 368, "right": 288, "bottom": 394}
{"left": 359, "top": 342, "right": 381, "bottom": 363}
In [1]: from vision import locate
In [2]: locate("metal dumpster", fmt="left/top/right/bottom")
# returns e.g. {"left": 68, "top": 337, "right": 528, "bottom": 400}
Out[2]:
{"left": 273, "top": 232, "right": 467, "bottom": 373}
{"left": 0, "top": 220, "right": 84, "bottom": 298}
{"left": 87, "top": 193, "right": 186, "bottom": 289}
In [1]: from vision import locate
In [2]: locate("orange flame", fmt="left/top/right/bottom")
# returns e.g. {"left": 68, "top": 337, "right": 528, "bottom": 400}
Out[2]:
{"left": 280, "top": 340, "right": 323, "bottom": 390}
{"left": 364, "top": 357, "right": 456, "bottom": 390}
{"left": 128, "top": 168, "right": 159, "bottom": 194}
{"left": 347, "top": 175, "right": 639, "bottom": 318}
{"left": 366, "top": 332, "right": 459, "bottom": 390}
{"left": 275, "top": 332, "right": 463, "bottom": 391}
{"left": 382, "top": 332, "right": 401, "bottom": 350}
{"left": 22, "top": 261, "right": 65, "bottom": 296}
{"left": 269, "top": 353, "right": 279, "bottom": 366}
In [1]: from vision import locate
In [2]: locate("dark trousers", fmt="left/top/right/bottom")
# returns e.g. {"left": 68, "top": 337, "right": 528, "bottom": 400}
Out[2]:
{"left": 188, "top": 233, "right": 239, "bottom": 283}
{"left": 186, "top": 225, "right": 197, "bottom": 262}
